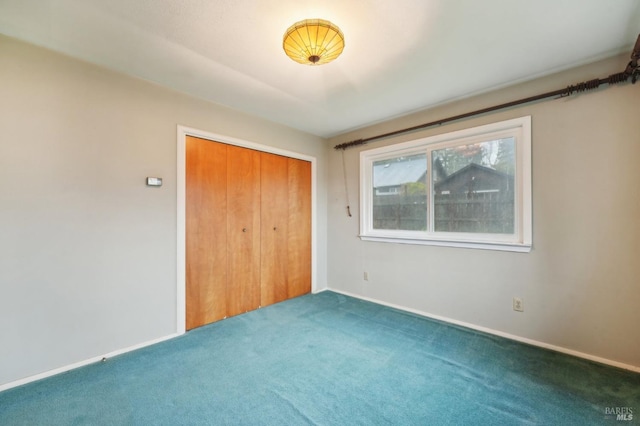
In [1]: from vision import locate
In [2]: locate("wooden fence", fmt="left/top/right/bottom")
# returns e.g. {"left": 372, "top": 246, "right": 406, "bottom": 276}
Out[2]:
{"left": 373, "top": 191, "right": 514, "bottom": 234}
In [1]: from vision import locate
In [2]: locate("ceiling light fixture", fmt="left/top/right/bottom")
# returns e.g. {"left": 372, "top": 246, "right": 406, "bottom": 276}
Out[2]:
{"left": 283, "top": 19, "right": 345, "bottom": 66}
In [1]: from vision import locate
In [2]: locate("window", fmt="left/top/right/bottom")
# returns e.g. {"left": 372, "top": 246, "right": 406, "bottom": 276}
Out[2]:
{"left": 360, "top": 116, "right": 531, "bottom": 252}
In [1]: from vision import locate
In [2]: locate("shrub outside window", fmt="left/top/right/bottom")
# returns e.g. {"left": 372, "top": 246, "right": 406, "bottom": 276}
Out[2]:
{"left": 360, "top": 116, "right": 531, "bottom": 252}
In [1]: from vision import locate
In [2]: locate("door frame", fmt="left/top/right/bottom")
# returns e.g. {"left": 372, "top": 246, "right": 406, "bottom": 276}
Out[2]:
{"left": 176, "top": 125, "right": 317, "bottom": 334}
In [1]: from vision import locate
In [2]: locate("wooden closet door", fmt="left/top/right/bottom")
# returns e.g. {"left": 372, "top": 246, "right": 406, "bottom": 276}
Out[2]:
{"left": 287, "top": 158, "right": 312, "bottom": 298}
{"left": 185, "top": 136, "right": 228, "bottom": 329}
{"left": 226, "top": 145, "right": 261, "bottom": 317}
{"left": 260, "top": 152, "right": 289, "bottom": 307}
{"left": 186, "top": 139, "right": 311, "bottom": 329}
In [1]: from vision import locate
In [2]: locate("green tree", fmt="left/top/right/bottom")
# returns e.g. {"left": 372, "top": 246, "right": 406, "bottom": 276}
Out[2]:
{"left": 404, "top": 181, "right": 426, "bottom": 195}
{"left": 494, "top": 138, "right": 515, "bottom": 175}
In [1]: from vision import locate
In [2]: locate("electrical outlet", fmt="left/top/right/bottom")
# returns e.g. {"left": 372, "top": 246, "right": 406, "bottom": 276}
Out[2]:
{"left": 513, "top": 297, "right": 524, "bottom": 312}
{"left": 363, "top": 271, "right": 369, "bottom": 281}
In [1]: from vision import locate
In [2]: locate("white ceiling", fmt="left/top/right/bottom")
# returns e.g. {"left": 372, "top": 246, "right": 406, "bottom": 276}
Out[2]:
{"left": 1, "top": 0, "right": 639, "bottom": 138}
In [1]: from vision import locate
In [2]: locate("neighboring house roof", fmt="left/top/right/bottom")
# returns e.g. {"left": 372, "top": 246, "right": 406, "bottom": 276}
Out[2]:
{"left": 434, "top": 163, "right": 513, "bottom": 193}
{"left": 373, "top": 157, "right": 427, "bottom": 188}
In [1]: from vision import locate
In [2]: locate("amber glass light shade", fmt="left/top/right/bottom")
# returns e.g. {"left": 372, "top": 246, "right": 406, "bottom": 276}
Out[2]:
{"left": 283, "top": 19, "right": 345, "bottom": 65}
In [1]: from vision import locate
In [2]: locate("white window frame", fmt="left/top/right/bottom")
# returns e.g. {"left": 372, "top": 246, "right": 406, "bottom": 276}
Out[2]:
{"left": 359, "top": 116, "right": 532, "bottom": 252}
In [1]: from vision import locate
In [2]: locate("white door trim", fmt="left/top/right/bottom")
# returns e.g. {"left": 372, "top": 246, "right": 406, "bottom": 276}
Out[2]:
{"left": 176, "top": 125, "right": 318, "bottom": 335}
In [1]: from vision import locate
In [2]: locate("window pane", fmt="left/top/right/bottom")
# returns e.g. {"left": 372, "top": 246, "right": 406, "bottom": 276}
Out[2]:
{"left": 432, "top": 138, "right": 515, "bottom": 234}
{"left": 372, "top": 153, "right": 427, "bottom": 230}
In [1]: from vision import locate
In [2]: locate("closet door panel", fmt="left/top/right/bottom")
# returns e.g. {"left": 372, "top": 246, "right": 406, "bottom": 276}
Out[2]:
{"left": 185, "top": 136, "right": 228, "bottom": 329}
{"left": 226, "top": 145, "right": 262, "bottom": 317}
{"left": 287, "top": 158, "right": 312, "bottom": 298}
{"left": 260, "top": 152, "right": 289, "bottom": 307}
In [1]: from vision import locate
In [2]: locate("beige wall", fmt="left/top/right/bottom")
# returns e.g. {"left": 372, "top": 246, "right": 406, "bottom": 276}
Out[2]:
{"left": 327, "top": 53, "right": 640, "bottom": 369}
{"left": 0, "top": 35, "right": 327, "bottom": 387}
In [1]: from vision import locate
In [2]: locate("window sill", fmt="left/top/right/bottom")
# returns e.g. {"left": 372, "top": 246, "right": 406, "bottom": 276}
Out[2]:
{"left": 359, "top": 234, "right": 532, "bottom": 253}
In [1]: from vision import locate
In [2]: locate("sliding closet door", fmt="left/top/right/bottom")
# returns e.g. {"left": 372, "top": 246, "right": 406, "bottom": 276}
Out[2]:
{"left": 260, "top": 152, "right": 289, "bottom": 306}
{"left": 185, "top": 136, "right": 228, "bottom": 329}
{"left": 226, "top": 145, "right": 261, "bottom": 317}
{"left": 287, "top": 158, "right": 312, "bottom": 298}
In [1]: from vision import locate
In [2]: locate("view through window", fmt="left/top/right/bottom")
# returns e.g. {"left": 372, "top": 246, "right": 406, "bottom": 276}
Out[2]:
{"left": 361, "top": 117, "right": 531, "bottom": 252}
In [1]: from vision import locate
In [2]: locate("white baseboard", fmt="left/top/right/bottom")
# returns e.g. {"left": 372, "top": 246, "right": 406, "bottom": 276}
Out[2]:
{"left": 327, "top": 288, "right": 640, "bottom": 373}
{"left": 0, "top": 332, "right": 182, "bottom": 393}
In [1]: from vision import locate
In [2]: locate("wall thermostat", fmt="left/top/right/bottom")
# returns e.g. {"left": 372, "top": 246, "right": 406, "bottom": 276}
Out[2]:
{"left": 146, "top": 177, "right": 163, "bottom": 187}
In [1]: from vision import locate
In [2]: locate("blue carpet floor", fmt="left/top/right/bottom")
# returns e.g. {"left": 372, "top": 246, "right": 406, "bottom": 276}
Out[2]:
{"left": 1, "top": 291, "right": 638, "bottom": 425}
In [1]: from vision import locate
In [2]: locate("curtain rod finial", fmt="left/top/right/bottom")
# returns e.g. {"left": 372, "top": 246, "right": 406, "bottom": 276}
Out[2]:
{"left": 334, "top": 139, "right": 365, "bottom": 151}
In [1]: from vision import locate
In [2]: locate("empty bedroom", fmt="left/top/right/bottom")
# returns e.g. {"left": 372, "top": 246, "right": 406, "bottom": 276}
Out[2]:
{"left": 1, "top": 1, "right": 639, "bottom": 424}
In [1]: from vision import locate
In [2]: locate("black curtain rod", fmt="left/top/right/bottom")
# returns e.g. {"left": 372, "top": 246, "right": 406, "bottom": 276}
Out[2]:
{"left": 334, "top": 34, "right": 640, "bottom": 151}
